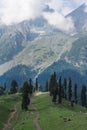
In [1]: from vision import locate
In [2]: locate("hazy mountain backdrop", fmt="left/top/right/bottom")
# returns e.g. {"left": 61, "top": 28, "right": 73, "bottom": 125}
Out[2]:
{"left": 0, "top": 3, "right": 87, "bottom": 88}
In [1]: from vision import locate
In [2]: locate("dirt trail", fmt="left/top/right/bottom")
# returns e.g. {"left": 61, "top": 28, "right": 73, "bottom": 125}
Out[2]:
{"left": 31, "top": 95, "right": 42, "bottom": 130}
{"left": 2, "top": 103, "right": 18, "bottom": 130}
{"left": 32, "top": 103, "right": 42, "bottom": 130}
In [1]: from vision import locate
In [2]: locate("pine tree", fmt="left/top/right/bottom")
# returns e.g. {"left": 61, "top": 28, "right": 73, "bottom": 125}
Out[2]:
{"left": 21, "top": 81, "right": 30, "bottom": 110}
{"left": 10, "top": 80, "right": 18, "bottom": 94}
{"left": 58, "top": 76, "right": 62, "bottom": 104}
{"left": 49, "top": 74, "right": 54, "bottom": 95}
{"left": 63, "top": 78, "right": 67, "bottom": 99}
{"left": 68, "top": 78, "right": 72, "bottom": 101}
{"left": 45, "top": 80, "right": 49, "bottom": 92}
{"left": 49, "top": 72, "right": 57, "bottom": 94}
{"left": 52, "top": 81, "right": 58, "bottom": 103}
{"left": 74, "top": 83, "right": 78, "bottom": 104}
{"left": 35, "top": 78, "right": 38, "bottom": 91}
{"left": 29, "top": 78, "right": 33, "bottom": 95}
{"left": 81, "top": 85, "right": 86, "bottom": 106}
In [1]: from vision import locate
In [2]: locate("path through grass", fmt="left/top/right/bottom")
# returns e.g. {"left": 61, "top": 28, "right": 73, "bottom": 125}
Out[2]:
{"left": 1, "top": 93, "right": 87, "bottom": 130}
{"left": 0, "top": 93, "right": 21, "bottom": 130}
{"left": 34, "top": 93, "right": 87, "bottom": 130}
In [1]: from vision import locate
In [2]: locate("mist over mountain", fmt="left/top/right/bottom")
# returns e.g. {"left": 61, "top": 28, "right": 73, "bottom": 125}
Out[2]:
{"left": 0, "top": 3, "right": 87, "bottom": 88}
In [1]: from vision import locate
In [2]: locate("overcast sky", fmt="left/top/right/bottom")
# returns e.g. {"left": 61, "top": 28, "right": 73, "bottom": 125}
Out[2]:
{"left": 0, "top": 0, "right": 86, "bottom": 32}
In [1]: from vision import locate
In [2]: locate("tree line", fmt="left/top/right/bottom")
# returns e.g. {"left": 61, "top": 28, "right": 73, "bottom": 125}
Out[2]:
{"left": 0, "top": 78, "right": 39, "bottom": 110}
{"left": 45, "top": 72, "right": 87, "bottom": 107}
{"left": 0, "top": 72, "right": 87, "bottom": 109}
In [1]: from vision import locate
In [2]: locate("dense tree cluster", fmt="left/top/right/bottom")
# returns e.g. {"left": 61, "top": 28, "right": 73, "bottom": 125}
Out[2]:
{"left": 0, "top": 73, "right": 86, "bottom": 109}
{"left": 45, "top": 72, "right": 87, "bottom": 107}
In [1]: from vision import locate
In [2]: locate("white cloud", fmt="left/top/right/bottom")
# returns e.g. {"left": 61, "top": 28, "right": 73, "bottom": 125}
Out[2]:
{"left": 0, "top": 0, "right": 86, "bottom": 33}
{"left": 61, "top": 7, "right": 73, "bottom": 16}
{"left": 47, "top": 0, "right": 75, "bottom": 15}
{"left": 43, "top": 12, "right": 75, "bottom": 33}
{"left": 0, "top": 0, "right": 46, "bottom": 25}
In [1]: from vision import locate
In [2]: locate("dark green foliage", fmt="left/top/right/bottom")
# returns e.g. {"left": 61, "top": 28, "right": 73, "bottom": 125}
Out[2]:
{"left": 21, "top": 81, "right": 30, "bottom": 93}
{"left": 58, "top": 76, "right": 62, "bottom": 104}
{"left": 49, "top": 72, "right": 58, "bottom": 102}
{"left": 63, "top": 78, "right": 67, "bottom": 99}
{"left": 10, "top": 80, "right": 18, "bottom": 94}
{"left": 71, "top": 100, "right": 74, "bottom": 107}
{"left": 21, "top": 81, "right": 30, "bottom": 111}
{"left": 29, "top": 78, "right": 33, "bottom": 95}
{"left": 49, "top": 74, "right": 54, "bottom": 95}
{"left": 68, "top": 78, "right": 72, "bottom": 101}
{"left": 0, "top": 86, "right": 5, "bottom": 95}
{"left": 74, "top": 84, "right": 78, "bottom": 104}
{"left": 48, "top": 72, "right": 87, "bottom": 108}
{"left": 0, "top": 83, "right": 7, "bottom": 95}
{"left": 35, "top": 78, "right": 38, "bottom": 91}
{"left": 81, "top": 85, "right": 86, "bottom": 106}
{"left": 52, "top": 84, "right": 58, "bottom": 102}
{"left": 45, "top": 80, "right": 49, "bottom": 92}
{"left": 49, "top": 72, "right": 57, "bottom": 95}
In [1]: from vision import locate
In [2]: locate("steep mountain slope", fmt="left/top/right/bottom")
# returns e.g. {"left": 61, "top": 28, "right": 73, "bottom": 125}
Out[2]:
{"left": 0, "top": 21, "right": 38, "bottom": 64}
{"left": 0, "top": 65, "right": 37, "bottom": 88}
{"left": 67, "top": 4, "right": 87, "bottom": 34}
{"left": 0, "top": 31, "right": 76, "bottom": 87}
{"left": 0, "top": 32, "right": 76, "bottom": 76}
{"left": 38, "top": 36, "right": 87, "bottom": 87}
{"left": 63, "top": 36, "right": 87, "bottom": 71}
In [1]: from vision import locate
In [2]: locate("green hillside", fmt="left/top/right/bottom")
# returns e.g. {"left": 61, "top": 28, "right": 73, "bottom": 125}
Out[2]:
{"left": 33, "top": 94, "right": 87, "bottom": 130}
{"left": 0, "top": 93, "right": 21, "bottom": 129}
{"left": 0, "top": 93, "right": 87, "bottom": 130}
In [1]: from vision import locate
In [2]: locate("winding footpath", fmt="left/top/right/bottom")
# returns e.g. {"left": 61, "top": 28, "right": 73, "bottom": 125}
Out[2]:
{"left": 2, "top": 93, "right": 42, "bottom": 130}
{"left": 2, "top": 104, "right": 18, "bottom": 130}
{"left": 32, "top": 104, "right": 42, "bottom": 130}
{"left": 32, "top": 93, "right": 42, "bottom": 130}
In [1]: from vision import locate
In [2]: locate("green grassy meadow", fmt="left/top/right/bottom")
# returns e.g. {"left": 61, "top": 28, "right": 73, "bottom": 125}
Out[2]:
{"left": 34, "top": 94, "right": 87, "bottom": 130}
{"left": 0, "top": 93, "right": 87, "bottom": 130}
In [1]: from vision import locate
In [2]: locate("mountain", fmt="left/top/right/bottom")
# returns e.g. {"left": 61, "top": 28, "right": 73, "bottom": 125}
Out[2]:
{"left": 0, "top": 4, "right": 87, "bottom": 88}
{"left": 38, "top": 36, "right": 87, "bottom": 86}
{"left": 0, "top": 32, "right": 76, "bottom": 77}
{"left": 0, "top": 64, "right": 37, "bottom": 88}
{"left": 67, "top": 4, "right": 87, "bottom": 34}
{"left": 63, "top": 36, "right": 87, "bottom": 71}
{"left": 0, "top": 21, "right": 39, "bottom": 65}
{"left": 38, "top": 59, "right": 87, "bottom": 91}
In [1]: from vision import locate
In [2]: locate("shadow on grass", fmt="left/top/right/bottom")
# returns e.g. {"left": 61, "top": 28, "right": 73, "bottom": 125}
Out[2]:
{"left": 28, "top": 108, "right": 36, "bottom": 112}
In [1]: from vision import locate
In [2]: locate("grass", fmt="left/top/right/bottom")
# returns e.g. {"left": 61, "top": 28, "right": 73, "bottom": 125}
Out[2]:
{"left": 14, "top": 104, "right": 35, "bottom": 130}
{"left": 34, "top": 93, "right": 87, "bottom": 130}
{"left": 0, "top": 93, "right": 21, "bottom": 129}
{"left": 0, "top": 93, "right": 35, "bottom": 130}
{"left": 0, "top": 93, "right": 87, "bottom": 130}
